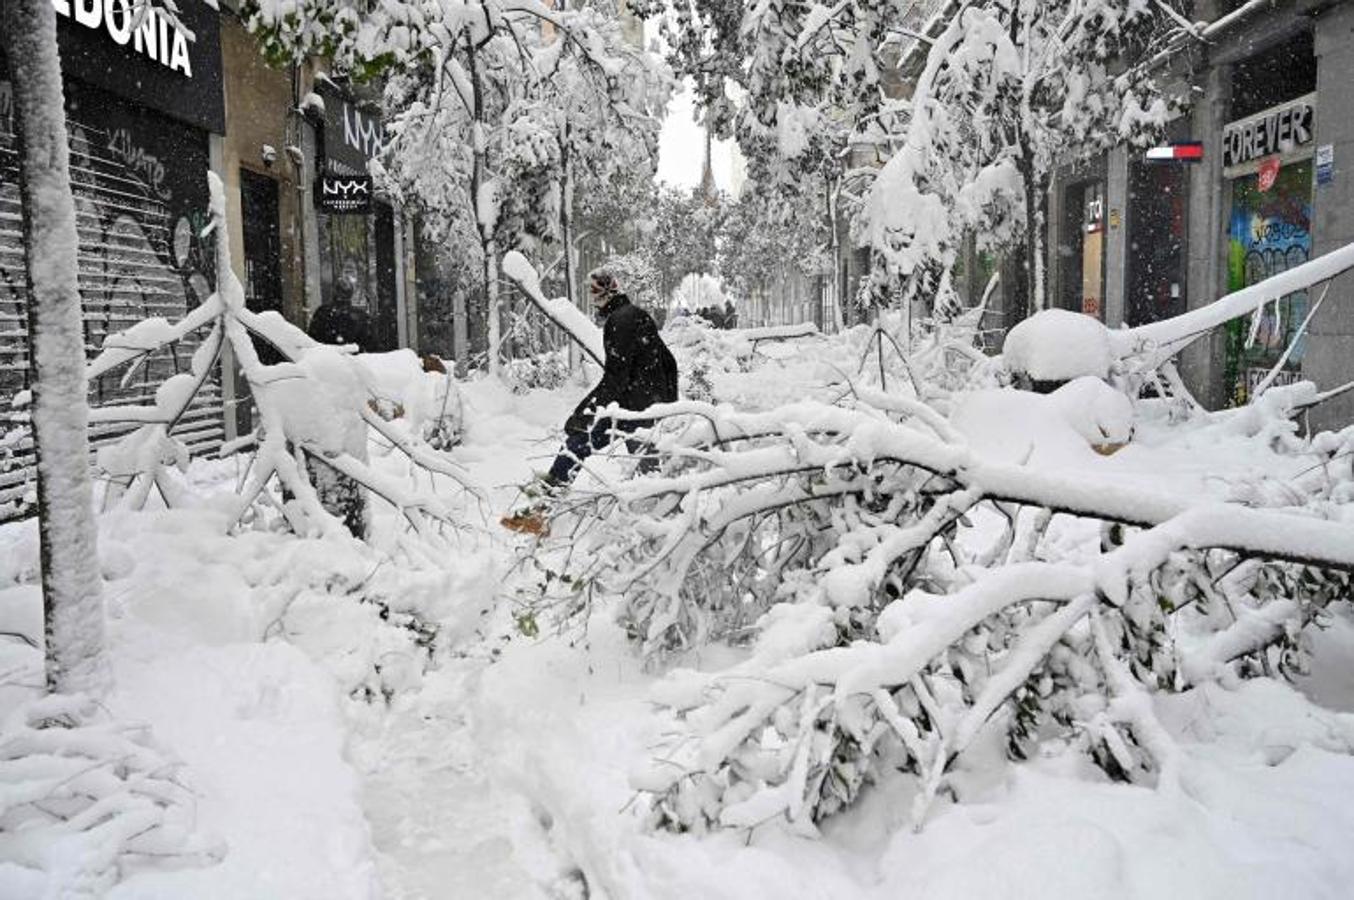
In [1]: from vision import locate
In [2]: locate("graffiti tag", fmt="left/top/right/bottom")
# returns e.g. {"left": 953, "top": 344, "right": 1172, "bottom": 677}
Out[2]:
{"left": 107, "top": 128, "right": 172, "bottom": 200}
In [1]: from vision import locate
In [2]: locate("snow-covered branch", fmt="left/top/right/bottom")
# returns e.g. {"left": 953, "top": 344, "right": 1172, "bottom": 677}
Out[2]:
{"left": 501, "top": 250, "right": 604, "bottom": 364}
{"left": 514, "top": 359, "right": 1353, "bottom": 834}
{"left": 75, "top": 174, "right": 470, "bottom": 542}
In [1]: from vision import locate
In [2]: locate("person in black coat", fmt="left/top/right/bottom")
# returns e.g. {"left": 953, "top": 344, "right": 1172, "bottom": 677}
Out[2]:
{"left": 307, "top": 262, "right": 371, "bottom": 352}
{"left": 503, "top": 268, "right": 679, "bottom": 534}
{"left": 547, "top": 268, "right": 678, "bottom": 485}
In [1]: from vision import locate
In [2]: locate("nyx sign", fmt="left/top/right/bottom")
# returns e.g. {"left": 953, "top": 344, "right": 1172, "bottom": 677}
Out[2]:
{"left": 318, "top": 83, "right": 384, "bottom": 176}
{"left": 317, "top": 173, "right": 373, "bottom": 214}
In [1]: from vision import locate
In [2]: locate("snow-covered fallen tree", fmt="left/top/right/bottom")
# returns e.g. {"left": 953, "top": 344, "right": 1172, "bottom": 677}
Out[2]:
{"left": 1005, "top": 241, "right": 1354, "bottom": 410}
{"left": 77, "top": 174, "right": 474, "bottom": 542}
{"left": 513, "top": 310, "right": 1354, "bottom": 835}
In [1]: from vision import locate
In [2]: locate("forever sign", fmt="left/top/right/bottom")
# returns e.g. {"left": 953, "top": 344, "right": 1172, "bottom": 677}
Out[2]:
{"left": 1223, "top": 96, "right": 1315, "bottom": 169}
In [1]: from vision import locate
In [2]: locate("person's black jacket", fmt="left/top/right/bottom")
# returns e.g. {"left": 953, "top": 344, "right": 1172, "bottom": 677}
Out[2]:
{"left": 308, "top": 302, "right": 371, "bottom": 352}
{"left": 569, "top": 294, "right": 678, "bottom": 432}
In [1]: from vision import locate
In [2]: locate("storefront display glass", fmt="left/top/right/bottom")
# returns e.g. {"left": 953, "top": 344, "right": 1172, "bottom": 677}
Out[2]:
{"left": 1224, "top": 159, "right": 1314, "bottom": 403}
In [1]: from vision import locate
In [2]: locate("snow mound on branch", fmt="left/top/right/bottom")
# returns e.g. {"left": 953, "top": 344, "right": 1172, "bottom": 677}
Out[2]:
{"left": 949, "top": 380, "right": 1135, "bottom": 464}
{"left": 359, "top": 350, "right": 463, "bottom": 447}
{"left": 949, "top": 389, "right": 1097, "bottom": 465}
{"left": 258, "top": 346, "right": 370, "bottom": 454}
{"left": 1004, "top": 309, "right": 1113, "bottom": 381}
{"left": 1047, "top": 376, "right": 1135, "bottom": 446}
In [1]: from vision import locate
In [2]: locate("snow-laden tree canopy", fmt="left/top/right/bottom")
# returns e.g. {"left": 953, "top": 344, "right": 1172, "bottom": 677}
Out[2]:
{"left": 641, "top": 0, "right": 1193, "bottom": 313}
{"left": 247, "top": 0, "right": 670, "bottom": 372}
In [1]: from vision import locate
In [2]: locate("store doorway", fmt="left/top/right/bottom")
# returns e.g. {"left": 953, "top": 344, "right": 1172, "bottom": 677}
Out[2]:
{"left": 372, "top": 202, "right": 399, "bottom": 352}
{"left": 1126, "top": 160, "right": 1187, "bottom": 326}
{"left": 238, "top": 169, "right": 283, "bottom": 433}
{"left": 1059, "top": 180, "right": 1107, "bottom": 319}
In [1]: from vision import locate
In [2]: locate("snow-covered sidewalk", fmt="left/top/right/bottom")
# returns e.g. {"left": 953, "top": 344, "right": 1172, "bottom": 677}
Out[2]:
{"left": 4, "top": 374, "right": 1354, "bottom": 899}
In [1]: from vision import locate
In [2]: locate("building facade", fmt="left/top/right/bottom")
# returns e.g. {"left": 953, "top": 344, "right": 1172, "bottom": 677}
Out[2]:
{"left": 0, "top": 2, "right": 431, "bottom": 516}
{"left": 1047, "top": 0, "right": 1354, "bottom": 427}
{"left": 0, "top": 0, "right": 227, "bottom": 513}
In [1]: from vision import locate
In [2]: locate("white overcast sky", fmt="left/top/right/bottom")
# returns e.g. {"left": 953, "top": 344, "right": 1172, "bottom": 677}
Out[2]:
{"left": 656, "top": 82, "right": 736, "bottom": 192}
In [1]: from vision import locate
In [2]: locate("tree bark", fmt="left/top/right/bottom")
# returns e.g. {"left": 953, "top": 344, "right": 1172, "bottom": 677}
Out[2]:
{"left": 1016, "top": 146, "right": 1046, "bottom": 317}
{"left": 560, "top": 119, "right": 578, "bottom": 373}
{"left": 3, "top": 0, "right": 110, "bottom": 694}
{"left": 467, "top": 32, "right": 500, "bottom": 375}
{"left": 825, "top": 171, "right": 844, "bottom": 333}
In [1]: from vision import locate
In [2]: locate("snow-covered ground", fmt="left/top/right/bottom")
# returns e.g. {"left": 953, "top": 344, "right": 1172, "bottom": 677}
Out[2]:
{"left": 3, "top": 368, "right": 1354, "bottom": 899}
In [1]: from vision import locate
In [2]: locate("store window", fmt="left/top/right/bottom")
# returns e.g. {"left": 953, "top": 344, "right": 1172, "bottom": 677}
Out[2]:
{"left": 1058, "top": 180, "right": 1107, "bottom": 319}
{"left": 1221, "top": 30, "right": 1318, "bottom": 404}
{"left": 1225, "top": 159, "right": 1313, "bottom": 402}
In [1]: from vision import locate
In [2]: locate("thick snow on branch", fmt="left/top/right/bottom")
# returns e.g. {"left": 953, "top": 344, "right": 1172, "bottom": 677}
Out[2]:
{"left": 501, "top": 250, "right": 604, "bottom": 365}
{"left": 1115, "top": 242, "right": 1354, "bottom": 357}
{"left": 542, "top": 394, "right": 1351, "bottom": 833}
{"left": 74, "top": 173, "right": 469, "bottom": 541}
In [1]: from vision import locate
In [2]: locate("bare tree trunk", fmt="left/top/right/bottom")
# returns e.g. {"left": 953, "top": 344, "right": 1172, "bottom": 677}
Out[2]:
{"left": 484, "top": 237, "right": 500, "bottom": 370}
{"left": 825, "top": 172, "right": 844, "bottom": 333}
{"left": 560, "top": 120, "right": 578, "bottom": 374}
{"left": 1016, "top": 147, "right": 1047, "bottom": 316}
{"left": 467, "top": 33, "right": 500, "bottom": 375}
{"left": 3, "top": 0, "right": 110, "bottom": 695}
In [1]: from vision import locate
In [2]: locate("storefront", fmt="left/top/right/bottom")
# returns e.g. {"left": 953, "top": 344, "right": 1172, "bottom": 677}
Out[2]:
{"left": 1221, "top": 92, "right": 1317, "bottom": 404}
{"left": 314, "top": 82, "right": 401, "bottom": 353}
{"left": 1055, "top": 173, "right": 1108, "bottom": 320}
{"left": 0, "top": 0, "right": 224, "bottom": 515}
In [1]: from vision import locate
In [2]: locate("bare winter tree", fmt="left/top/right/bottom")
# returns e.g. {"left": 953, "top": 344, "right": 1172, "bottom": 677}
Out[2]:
{"left": 1, "top": 0, "right": 109, "bottom": 694}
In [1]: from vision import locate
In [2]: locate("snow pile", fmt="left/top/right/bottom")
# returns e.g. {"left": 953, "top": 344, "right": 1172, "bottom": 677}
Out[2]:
{"left": 949, "top": 388, "right": 1098, "bottom": 464}
{"left": 0, "top": 694, "right": 225, "bottom": 896}
{"left": 360, "top": 350, "right": 464, "bottom": 449}
{"left": 950, "top": 378, "right": 1134, "bottom": 465}
{"left": 1003, "top": 308, "right": 1113, "bottom": 381}
{"left": 1047, "top": 376, "right": 1135, "bottom": 447}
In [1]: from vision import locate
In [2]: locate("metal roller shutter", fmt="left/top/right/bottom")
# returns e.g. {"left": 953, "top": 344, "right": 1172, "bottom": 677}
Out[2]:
{"left": 0, "top": 85, "right": 224, "bottom": 519}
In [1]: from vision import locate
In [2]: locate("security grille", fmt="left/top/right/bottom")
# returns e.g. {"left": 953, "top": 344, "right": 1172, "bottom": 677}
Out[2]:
{"left": 0, "top": 89, "right": 223, "bottom": 518}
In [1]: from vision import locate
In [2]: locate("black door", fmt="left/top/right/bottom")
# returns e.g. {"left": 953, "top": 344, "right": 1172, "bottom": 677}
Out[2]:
{"left": 241, "top": 170, "right": 283, "bottom": 316}
{"left": 373, "top": 202, "right": 399, "bottom": 352}
{"left": 1126, "top": 161, "right": 1187, "bottom": 326}
{"left": 238, "top": 169, "right": 283, "bottom": 433}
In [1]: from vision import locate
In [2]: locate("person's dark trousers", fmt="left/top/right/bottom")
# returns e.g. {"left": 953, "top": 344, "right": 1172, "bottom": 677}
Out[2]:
{"left": 547, "top": 416, "right": 658, "bottom": 485}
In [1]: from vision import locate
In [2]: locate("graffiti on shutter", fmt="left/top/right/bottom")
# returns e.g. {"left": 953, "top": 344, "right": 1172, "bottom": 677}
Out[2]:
{"left": 0, "top": 80, "right": 223, "bottom": 519}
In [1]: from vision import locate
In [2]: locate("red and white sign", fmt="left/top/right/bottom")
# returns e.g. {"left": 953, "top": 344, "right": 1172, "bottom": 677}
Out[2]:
{"left": 1145, "top": 142, "right": 1204, "bottom": 163}
{"left": 1257, "top": 156, "right": 1281, "bottom": 192}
